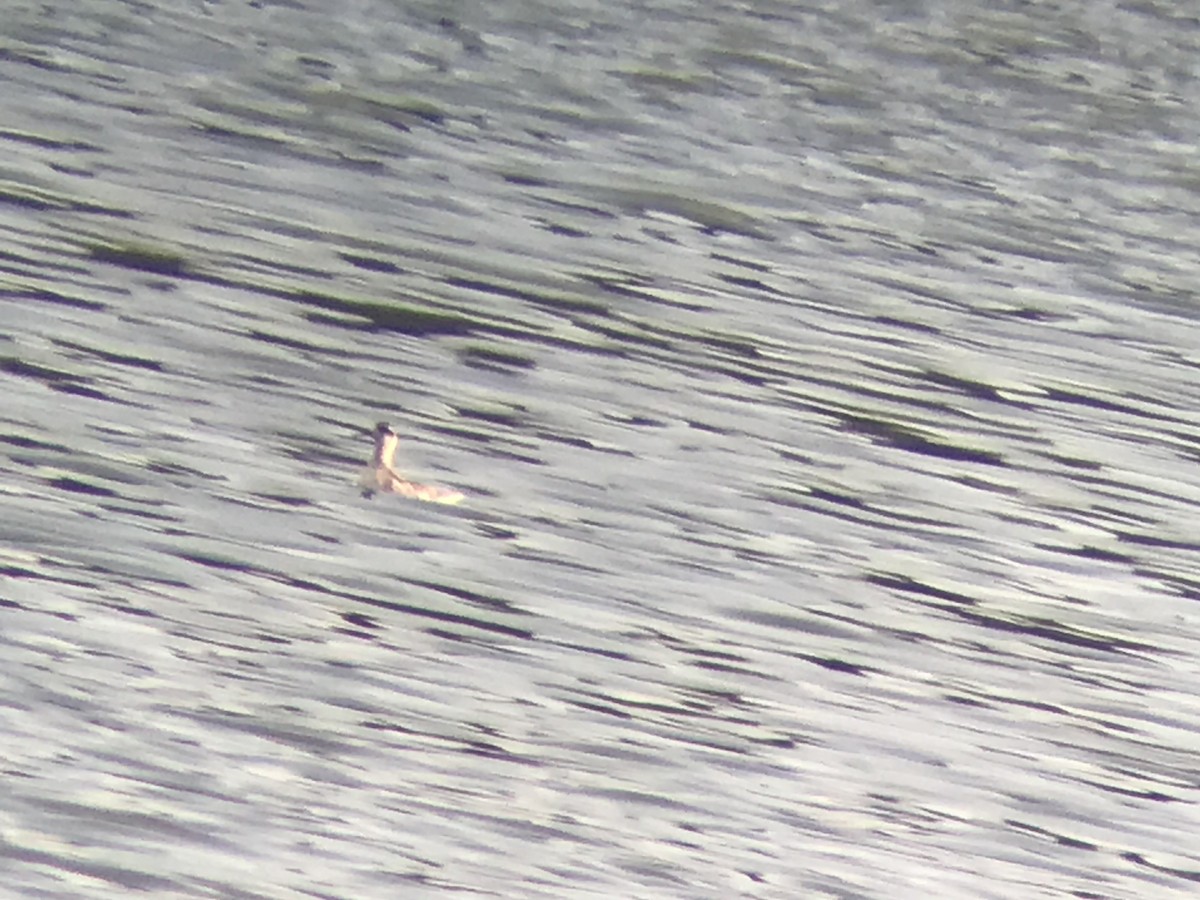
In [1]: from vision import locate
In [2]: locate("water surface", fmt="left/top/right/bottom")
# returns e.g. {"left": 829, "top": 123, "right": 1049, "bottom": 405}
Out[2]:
{"left": 2, "top": 1, "right": 1199, "bottom": 897}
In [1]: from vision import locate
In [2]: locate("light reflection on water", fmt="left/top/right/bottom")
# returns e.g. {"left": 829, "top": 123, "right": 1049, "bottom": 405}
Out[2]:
{"left": 2, "top": 0, "right": 1200, "bottom": 896}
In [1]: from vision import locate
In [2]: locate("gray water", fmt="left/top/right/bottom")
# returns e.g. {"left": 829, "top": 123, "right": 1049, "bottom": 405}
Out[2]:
{"left": 2, "top": 1, "right": 1199, "bottom": 897}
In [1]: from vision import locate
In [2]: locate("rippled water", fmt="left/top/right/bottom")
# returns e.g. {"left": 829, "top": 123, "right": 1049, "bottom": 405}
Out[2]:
{"left": 2, "top": 1, "right": 1200, "bottom": 897}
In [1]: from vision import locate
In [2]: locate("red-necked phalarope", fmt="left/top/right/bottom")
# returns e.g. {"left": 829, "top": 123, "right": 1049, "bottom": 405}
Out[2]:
{"left": 359, "top": 422, "right": 464, "bottom": 504}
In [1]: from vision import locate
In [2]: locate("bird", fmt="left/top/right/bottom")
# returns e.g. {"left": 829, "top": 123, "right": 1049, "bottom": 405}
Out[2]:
{"left": 359, "top": 422, "right": 464, "bottom": 504}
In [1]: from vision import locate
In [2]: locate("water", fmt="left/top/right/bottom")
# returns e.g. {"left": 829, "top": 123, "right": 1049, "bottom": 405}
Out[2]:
{"left": 2, "top": 0, "right": 1199, "bottom": 897}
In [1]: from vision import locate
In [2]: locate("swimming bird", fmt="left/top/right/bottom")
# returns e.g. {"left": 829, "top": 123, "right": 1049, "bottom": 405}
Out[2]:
{"left": 359, "top": 422, "right": 464, "bottom": 504}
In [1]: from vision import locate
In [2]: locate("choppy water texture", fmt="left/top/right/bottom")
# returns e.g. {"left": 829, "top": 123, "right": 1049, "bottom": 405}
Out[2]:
{"left": 2, "top": 1, "right": 1199, "bottom": 897}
